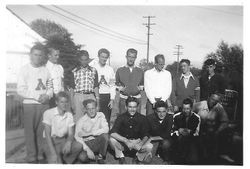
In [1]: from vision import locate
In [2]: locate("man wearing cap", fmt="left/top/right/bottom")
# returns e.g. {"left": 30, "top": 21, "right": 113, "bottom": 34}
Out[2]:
{"left": 199, "top": 59, "right": 226, "bottom": 101}
{"left": 172, "top": 59, "right": 200, "bottom": 112}
{"left": 70, "top": 50, "right": 99, "bottom": 122}
{"left": 115, "top": 48, "right": 144, "bottom": 114}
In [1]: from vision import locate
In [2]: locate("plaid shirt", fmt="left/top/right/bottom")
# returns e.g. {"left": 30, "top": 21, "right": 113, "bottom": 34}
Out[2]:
{"left": 72, "top": 66, "right": 99, "bottom": 93}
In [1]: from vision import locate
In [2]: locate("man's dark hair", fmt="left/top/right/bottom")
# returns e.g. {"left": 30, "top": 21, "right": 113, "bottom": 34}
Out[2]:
{"left": 30, "top": 42, "right": 46, "bottom": 54}
{"left": 204, "top": 58, "right": 216, "bottom": 66}
{"left": 182, "top": 98, "right": 193, "bottom": 108}
{"left": 79, "top": 50, "right": 89, "bottom": 57}
{"left": 55, "top": 91, "right": 70, "bottom": 102}
{"left": 126, "top": 48, "right": 137, "bottom": 56}
{"left": 47, "top": 47, "right": 59, "bottom": 56}
{"left": 155, "top": 100, "right": 168, "bottom": 110}
{"left": 83, "top": 99, "right": 97, "bottom": 107}
{"left": 180, "top": 59, "right": 191, "bottom": 65}
{"left": 98, "top": 48, "right": 110, "bottom": 57}
{"left": 154, "top": 54, "right": 165, "bottom": 63}
{"left": 125, "top": 96, "right": 139, "bottom": 106}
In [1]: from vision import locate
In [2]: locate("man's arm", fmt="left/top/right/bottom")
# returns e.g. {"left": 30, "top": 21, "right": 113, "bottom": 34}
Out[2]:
{"left": 92, "top": 114, "right": 109, "bottom": 136}
{"left": 93, "top": 70, "right": 100, "bottom": 110}
{"left": 162, "top": 72, "right": 173, "bottom": 104}
{"left": 144, "top": 71, "right": 155, "bottom": 104}
{"left": 44, "top": 124, "right": 58, "bottom": 162}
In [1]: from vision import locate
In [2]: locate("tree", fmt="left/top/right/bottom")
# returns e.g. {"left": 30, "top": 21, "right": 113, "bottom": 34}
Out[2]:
{"left": 138, "top": 58, "right": 154, "bottom": 71}
{"left": 30, "top": 19, "right": 83, "bottom": 88}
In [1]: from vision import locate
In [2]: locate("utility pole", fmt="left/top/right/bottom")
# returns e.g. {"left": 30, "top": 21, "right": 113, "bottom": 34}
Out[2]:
{"left": 173, "top": 45, "right": 183, "bottom": 75}
{"left": 143, "top": 16, "right": 155, "bottom": 63}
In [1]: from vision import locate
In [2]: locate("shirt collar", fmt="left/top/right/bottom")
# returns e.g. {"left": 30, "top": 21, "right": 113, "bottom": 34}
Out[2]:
{"left": 54, "top": 107, "right": 67, "bottom": 119}
{"left": 125, "top": 111, "right": 138, "bottom": 118}
{"left": 153, "top": 67, "right": 164, "bottom": 72}
{"left": 180, "top": 72, "right": 194, "bottom": 80}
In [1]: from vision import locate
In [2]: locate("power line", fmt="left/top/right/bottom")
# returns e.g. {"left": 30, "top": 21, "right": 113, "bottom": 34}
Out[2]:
{"left": 38, "top": 5, "right": 147, "bottom": 45}
{"left": 173, "top": 44, "right": 183, "bottom": 75}
{"left": 52, "top": 5, "right": 146, "bottom": 43}
{"left": 143, "top": 16, "right": 156, "bottom": 63}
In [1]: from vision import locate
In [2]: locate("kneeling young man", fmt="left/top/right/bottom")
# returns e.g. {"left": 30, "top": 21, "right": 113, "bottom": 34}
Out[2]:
{"left": 43, "top": 91, "right": 82, "bottom": 164}
{"left": 110, "top": 96, "right": 152, "bottom": 164}
{"left": 74, "top": 99, "right": 109, "bottom": 164}
{"left": 147, "top": 101, "right": 174, "bottom": 162}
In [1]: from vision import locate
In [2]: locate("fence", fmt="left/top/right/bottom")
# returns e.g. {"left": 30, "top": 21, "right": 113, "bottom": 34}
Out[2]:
{"left": 6, "top": 93, "right": 24, "bottom": 130}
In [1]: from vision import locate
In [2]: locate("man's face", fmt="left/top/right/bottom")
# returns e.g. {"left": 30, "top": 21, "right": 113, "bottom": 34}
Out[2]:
{"left": 155, "top": 58, "right": 165, "bottom": 71}
{"left": 86, "top": 102, "right": 97, "bottom": 118}
{"left": 126, "top": 101, "right": 138, "bottom": 116}
{"left": 206, "top": 64, "right": 215, "bottom": 75}
{"left": 79, "top": 55, "right": 89, "bottom": 67}
{"left": 48, "top": 49, "right": 60, "bottom": 64}
{"left": 56, "top": 97, "right": 69, "bottom": 112}
{"left": 182, "top": 104, "right": 192, "bottom": 116}
{"left": 30, "top": 49, "right": 45, "bottom": 67}
{"left": 180, "top": 62, "right": 190, "bottom": 74}
{"left": 208, "top": 94, "right": 220, "bottom": 109}
{"left": 126, "top": 52, "right": 137, "bottom": 67}
{"left": 98, "top": 52, "right": 109, "bottom": 66}
{"left": 156, "top": 107, "right": 167, "bottom": 120}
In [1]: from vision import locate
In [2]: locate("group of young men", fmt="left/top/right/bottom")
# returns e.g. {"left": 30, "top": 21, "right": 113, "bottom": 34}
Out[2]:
{"left": 17, "top": 43, "right": 229, "bottom": 164}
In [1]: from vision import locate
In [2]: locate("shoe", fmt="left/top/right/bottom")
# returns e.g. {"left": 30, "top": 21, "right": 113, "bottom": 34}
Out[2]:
{"left": 97, "top": 158, "right": 105, "bottom": 164}
{"left": 118, "top": 157, "right": 126, "bottom": 164}
{"left": 132, "top": 157, "right": 140, "bottom": 164}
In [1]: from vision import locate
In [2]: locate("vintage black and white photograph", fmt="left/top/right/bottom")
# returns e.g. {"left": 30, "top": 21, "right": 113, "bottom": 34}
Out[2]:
{"left": 4, "top": 1, "right": 244, "bottom": 166}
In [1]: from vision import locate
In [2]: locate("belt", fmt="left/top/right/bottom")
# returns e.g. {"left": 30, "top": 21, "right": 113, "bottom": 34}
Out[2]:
{"left": 76, "top": 91, "right": 94, "bottom": 94}
{"left": 120, "top": 93, "right": 141, "bottom": 99}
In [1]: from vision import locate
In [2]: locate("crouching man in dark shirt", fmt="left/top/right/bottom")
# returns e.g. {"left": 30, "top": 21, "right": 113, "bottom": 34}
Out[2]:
{"left": 110, "top": 96, "right": 152, "bottom": 164}
{"left": 146, "top": 100, "right": 174, "bottom": 162}
{"left": 171, "top": 98, "right": 201, "bottom": 164}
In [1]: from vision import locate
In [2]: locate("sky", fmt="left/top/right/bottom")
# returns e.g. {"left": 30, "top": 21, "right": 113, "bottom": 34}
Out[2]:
{"left": 6, "top": 5, "right": 243, "bottom": 69}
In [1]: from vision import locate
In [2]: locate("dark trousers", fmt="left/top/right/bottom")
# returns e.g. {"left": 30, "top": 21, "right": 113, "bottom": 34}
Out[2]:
{"left": 151, "top": 139, "right": 173, "bottom": 161}
{"left": 172, "top": 135, "right": 199, "bottom": 164}
{"left": 100, "top": 94, "right": 112, "bottom": 124}
{"left": 146, "top": 99, "right": 154, "bottom": 115}
{"left": 49, "top": 94, "right": 56, "bottom": 108}
{"left": 23, "top": 103, "right": 49, "bottom": 162}
{"left": 79, "top": 133, "right": 109, "bottom": 162}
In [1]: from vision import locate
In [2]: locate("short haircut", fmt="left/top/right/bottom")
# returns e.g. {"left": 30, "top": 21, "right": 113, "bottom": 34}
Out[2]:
{"left": 180, "top": 59, "right": 191, "bottom": 65}
{"left": 204, "top": 59, "right": 216, "bottom": 66}
{"left": 126, "top": 48, "right": 137, "bottom": 56}
{"left": 155, "top": 100, "right": 168, "bottom": 110}
{"left": 30, "top": 43, "right": 46, "bottom": 54}
{"left": 79, "top": 50, "right": 89, "bottom": 57}
{"left": 182, "top": 98, "right": 193, "bottom": 108}
{"left": 125, "top": 96, "right": 139, "bottom": 106}
{"left": 55, "top": 91, "right": 70, "bottom": 101}
{"left": 98, "top": 48, "right": 110, "bottom": 57}
{"left": 83, "top": 99, "right": 97, "bottom": 107}
{"left": 154, "top": 54, "right": 165, "bottom": 63}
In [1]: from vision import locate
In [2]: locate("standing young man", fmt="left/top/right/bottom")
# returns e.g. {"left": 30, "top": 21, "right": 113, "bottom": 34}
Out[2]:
{"left": 115, "top": 48, "right": 144, "bottom": 114}
{"left": 46, "top": 46, "right": 64, "bottom": 108}
{"left": 172, "top": 59, "right": 200, "bottom": 112}
{"left": 17, "top": 43, "right": 53, "bottom": 163}
{"left": 90, "top": 48, "right": 115, "bottom": 124}
{"left": 43, "top": 91, "right": 82, "bottom": 164}
{"left": 70, "top": 50, "right": 99, "bottom": 122}
{"left": 144, "top": 54, "right": 172, "bottom": 115}
{"left": 200, "top": 59, "right": 226, "bottom": 101}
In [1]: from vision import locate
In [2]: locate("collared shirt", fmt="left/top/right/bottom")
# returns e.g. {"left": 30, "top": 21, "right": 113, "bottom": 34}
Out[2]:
{"left": 110, "top": 112, "right": 149, "bottom": 139}
{"left": 72, "top": 65, "right": 99, "bottom": 93}
{"left": 171, "top": 112, "right": 201, "bottom": 136}
{"left": 89, "top": 59, "right": 116, "bottom": 99}
{"left": 147, "top": 113, "right": 173, "bottom": 139}
{"left": 43, "top": 107, "right": 75, "bottom": 138}
{"left": 75, "top": 112, "right": 109, "bottom": 150}
{"left": 144, "top": 68, "right": 172, "bottom": 104}
{"left": 115, "top": 66, "right": 144, "bottom": 96}
{"left": 193, "top": 101, "right": 228, "bottom": 133}
{"left": 46, "top": 61, "right": 64, "bottom": 94}
{"left": 17, "top": 63, "right": 53, "bottom": 104}
{"left": 180, "top": 72, "right": 194, "bottom": 88}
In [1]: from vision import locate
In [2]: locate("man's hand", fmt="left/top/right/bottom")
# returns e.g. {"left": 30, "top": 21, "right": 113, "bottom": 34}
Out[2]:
{"left": 108, "top": 100, "right": 114, "bottom": 109}
{"left": 117, "top": 86, "right": 126, "bottom": 92}
{"left": 62, "top": 141, "right": 72, "bottom": 155}
{"left": 134, "top": 142, "right": 143, "bottom": 151}
{"left": 178, "top": 128, "right": 191, "bottom": 136}
{"left": 125, "top": 139, "right": 134, "bottom": 150}
{"left": 137, "top": 86, "right": 144, "bottom": 91}
{"left": 85, "top": 147, "right": 95, "bottom": 160}
{"left": 38, "top": 94, "right": 50, "bottom": 104}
